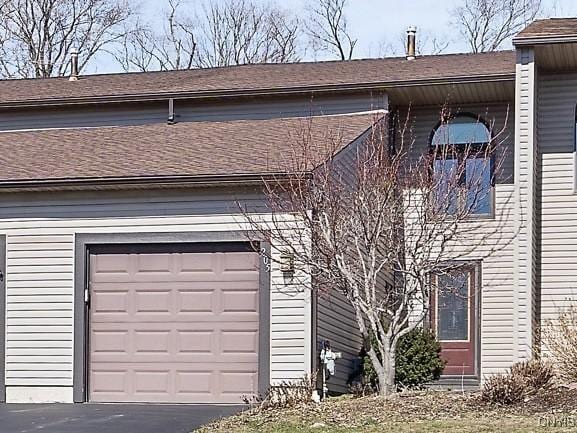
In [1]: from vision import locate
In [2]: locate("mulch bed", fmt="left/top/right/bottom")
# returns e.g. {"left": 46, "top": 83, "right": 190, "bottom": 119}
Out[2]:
{"left": 196, "top": 387, "right": 577, "bottom": 432}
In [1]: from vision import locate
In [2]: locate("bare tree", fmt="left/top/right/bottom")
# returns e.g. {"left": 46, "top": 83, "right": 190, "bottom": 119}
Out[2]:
{"left": 115, "top": 0, "right": 197, "bottom": 72}
{"left": 0, "top": 0, "right": 132, "bottom": 78}
{"left": 241, "top": 109, "right": 512, "bottom": 395}
{"left": 114, "top": 20, "right": 156, "bottom": 72}
{"left": 116, "top": 0, "right": 301, "bottom": 72}
{"left": 307, "top": 0, "right": 356, "bottom": 60}
{"left": 452, "top": 0, "right": 542, "bottom": 52}
{"left": 195, "top": 0, "right": 301, "bottom": 68}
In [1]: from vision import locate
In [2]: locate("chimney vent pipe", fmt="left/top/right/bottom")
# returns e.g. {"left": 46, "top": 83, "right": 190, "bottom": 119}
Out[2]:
{"left": 69, "top": 48, "right": 79, "bottom": 81}
{"left": 406, "top": 26, "right": 417, "bottom": 60}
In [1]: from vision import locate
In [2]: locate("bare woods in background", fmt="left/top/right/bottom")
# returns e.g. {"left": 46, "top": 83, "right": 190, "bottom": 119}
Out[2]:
{"left": 239, "top": 108, "right": 514, "bottom": 395}
{"left": 0, "top": 0, "right": 132, "bottom": 78}
{"left": 0, "top": 0, "right": 547, "bottom": 78}
{"left": 452, "top": 0, "right": 542, "bottom": 53}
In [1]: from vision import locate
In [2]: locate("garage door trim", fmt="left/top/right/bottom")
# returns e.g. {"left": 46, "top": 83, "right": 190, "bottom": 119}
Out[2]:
{"left": 0, "top": 235, "right": 5, "bottom": 402}
{"left": 73, "top": 231, "right": 270, "bottom": 403}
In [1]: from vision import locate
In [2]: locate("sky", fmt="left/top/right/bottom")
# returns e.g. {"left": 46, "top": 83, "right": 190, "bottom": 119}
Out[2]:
{"left": 92, "top": 0, "right": 577, "bottom": 74}
{"left": 343, "top": 0, "right": 577, "bottom": 56}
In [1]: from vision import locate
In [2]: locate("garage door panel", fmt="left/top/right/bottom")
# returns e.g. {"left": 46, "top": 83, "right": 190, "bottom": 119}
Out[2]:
{"left": 91, "top": 252, "right": 258, "bottom": 282}
{"left": 90, "top": 370, "right": 128, "bottom": 395}
{"left": 92, "top": 313, "right": 259, "bottom": 324}
{"left": 135, "top": 254, "right": 173, "bottom": 273}
{"left": 91, "top": 290, "right": 130, "bottom": 315}
{"left": 89, "top": 248, "right": 260, "bottom": 404}
{"left": 91, "top": 330, "right": 130, "bottom": 355}
{"left": 92, "top": 288, "right": 259, "bottom": 322}
{"left": 91, "top": 325, "right": 259, "bottom": 363}
{"left": 90, "top": 363, "right": 258, "bottom": 403}
{"left": 222, "top": 289, "right": 259, "bottom": 313}
{"left": 221, "top": 330, "right": 259, "bottom": 354}
{"left": 91, "top": 321, "right": 260, "bottom": 332}
{"left": 220, "top": 370, "right": 259, "bottom": 395}
{"left": 91, "top": 254, "right": 132, "bottom": 276}
{"left": 178, "top": 289, "right": 213, "bottom": 313}
{"left": 221, "top": 252, "right": 259, "bottom": 271}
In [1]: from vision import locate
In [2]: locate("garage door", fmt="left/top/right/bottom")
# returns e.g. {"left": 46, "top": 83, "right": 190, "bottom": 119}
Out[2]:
{"left": 88, "top": 244, "right": 260, "bottom": 404}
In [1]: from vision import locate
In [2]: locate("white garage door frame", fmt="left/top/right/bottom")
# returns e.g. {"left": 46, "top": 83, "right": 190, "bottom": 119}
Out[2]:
{"left": 0, "top": 235, "right": 5, "bottom": 402}
{"left": 73, "top": 231, "right": 271, "bottom": 403}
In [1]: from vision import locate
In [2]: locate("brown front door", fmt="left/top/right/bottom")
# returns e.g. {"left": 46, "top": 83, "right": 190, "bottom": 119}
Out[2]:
{"left": 88, "top": 245, "right": 260, "bottom": 404}
{"left": 431, "top": 267, "right": 478, "bottom": 377}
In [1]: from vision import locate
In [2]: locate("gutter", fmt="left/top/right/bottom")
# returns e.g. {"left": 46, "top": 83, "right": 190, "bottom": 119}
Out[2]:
{"left": 0, "top": 172, "right": 302, "bottom": 192}
{"left": 0, "top": 73, "right": 516, "bottom": 109}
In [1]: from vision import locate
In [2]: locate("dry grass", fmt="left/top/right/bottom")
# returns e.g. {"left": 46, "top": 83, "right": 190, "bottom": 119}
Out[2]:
{"left": 194, "top": 388, "right": 577, "bottom": 433}
{"left": 543, "top": 306, "right": 577, "bottom": 382}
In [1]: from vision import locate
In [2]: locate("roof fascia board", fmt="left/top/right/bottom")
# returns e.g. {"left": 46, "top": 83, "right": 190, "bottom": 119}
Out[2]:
{"left": 0, "top": 73, "right": 515, "bottom": 109}
{"left": 513, "top": 35, "right": 577, "bottom": 46}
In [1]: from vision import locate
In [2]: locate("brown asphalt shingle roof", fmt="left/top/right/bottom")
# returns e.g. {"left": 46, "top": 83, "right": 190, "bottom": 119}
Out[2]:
{"left": 0, "top": 51, "right": 516, "bottom": 105}
{"left": 0, "top": 114, "right": 380, "bottom": 184}
{"left": 515, "top": 18, "right": 577, "bottom": 42}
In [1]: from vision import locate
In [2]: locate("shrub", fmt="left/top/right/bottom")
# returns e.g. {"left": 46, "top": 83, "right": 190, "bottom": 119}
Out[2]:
{"left": 244, "top": 373, "right": 317, "bottom": 409}
{"left": 395, "top": 328, "right": 446, "bottom": 389}
{"left": 268, "top": 373, "right": 317, "bottom": 408}
{"left": 481, "top": 373, "right": 527, "bottom": 405}
{"left": 362, "top": 327, "right": 446, "bottom": 391}
{"left": 482, "top": 358, "right": 553, "bottom": 405}
{"left": 510, "top": 358, "right": 554, "bottom": 392}
{"left": 543, "top": 305, "right": 577, "bottom": 383}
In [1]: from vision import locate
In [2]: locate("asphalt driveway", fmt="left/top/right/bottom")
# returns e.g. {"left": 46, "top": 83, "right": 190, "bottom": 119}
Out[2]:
{"left": 0, "top": 404, "right": 242, "bottom": 433}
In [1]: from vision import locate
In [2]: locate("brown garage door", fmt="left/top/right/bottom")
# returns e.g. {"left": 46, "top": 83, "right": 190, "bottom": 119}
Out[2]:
{"left": 88, "top": 244, "right": 260, "bottom": 404}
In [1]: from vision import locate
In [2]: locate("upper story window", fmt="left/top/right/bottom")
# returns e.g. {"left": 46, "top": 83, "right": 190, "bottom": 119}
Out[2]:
{"left": 430, "top": 115, "right": 493, "bottom": 216}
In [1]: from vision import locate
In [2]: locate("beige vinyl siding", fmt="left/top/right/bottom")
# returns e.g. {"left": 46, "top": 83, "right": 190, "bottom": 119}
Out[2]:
{"left": 397, "top": 102, "right": 517, "bottom": 377}
{"left": 537, "top": 72, "right": 577, "bottom": 328}
{"left": 0, "top": 189, "right": 311, "bottom": 402}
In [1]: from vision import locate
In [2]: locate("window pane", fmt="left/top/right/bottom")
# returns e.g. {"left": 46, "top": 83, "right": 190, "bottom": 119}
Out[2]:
{"left": 433, "top": 159, "right": 458, "bottom": 214}
{"left": 432, "top": 119, "right": 491, "bottom": 146}
{"left": 466, "top": 157, "right": 491, "bottom": 214}
{"left": 437, "top": 272, "right": 469, "bottom": 341}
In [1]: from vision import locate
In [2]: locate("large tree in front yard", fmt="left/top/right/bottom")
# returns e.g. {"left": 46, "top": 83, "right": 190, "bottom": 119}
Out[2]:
{"left": 242, "top": 109, "right": 512, "bottom": 396}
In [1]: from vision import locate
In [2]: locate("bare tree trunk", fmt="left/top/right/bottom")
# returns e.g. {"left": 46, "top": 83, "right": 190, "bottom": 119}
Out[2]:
{"left": 381, "top": 348, "right": 396, "bottom": 396}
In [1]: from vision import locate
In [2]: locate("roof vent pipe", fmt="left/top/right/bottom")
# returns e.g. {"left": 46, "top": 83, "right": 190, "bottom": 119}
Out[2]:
{"left": 406, "top": 26, "right": 417, "bottom": 60}
{"left": 69, "top": 48, "right": 79, "bottom": 81}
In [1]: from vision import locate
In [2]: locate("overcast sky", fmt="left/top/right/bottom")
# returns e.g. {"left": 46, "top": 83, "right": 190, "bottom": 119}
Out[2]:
{"left": 93, "top": 0, "right": 577, "bottom": 73}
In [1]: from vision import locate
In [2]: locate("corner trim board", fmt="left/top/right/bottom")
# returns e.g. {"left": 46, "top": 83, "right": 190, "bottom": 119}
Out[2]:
{"left": 0, "top": 235, "right": 6, "bottom": 402}
{"left": 73, "top": 231, "right": 271, "bottom": 403}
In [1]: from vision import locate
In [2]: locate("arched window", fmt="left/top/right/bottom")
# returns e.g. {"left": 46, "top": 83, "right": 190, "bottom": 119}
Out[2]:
{"left": 430, "top": 115, "right": 493, "bottom": 216}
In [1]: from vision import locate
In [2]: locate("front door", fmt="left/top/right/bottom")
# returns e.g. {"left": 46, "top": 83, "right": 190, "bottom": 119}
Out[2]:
{"left": 431, "top": 266, "right": 478, "bottom": 377}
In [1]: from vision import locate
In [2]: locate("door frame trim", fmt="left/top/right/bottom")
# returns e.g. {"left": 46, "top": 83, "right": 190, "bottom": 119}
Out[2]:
{"left": 73, "top": 231, "right": 271, "bottom": 403}
{"left": 429, "top": 261, "right": 482, "bottom": 382}
{"left": 0, "top": 235, "right": 6, "bottom": 402}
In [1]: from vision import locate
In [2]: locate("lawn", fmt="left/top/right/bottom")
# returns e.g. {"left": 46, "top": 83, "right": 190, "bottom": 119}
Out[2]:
{"left": 199, "top": 417, "right": 564, "bottom": 433}
{"left": 194, "top": 389, "right": 577, "bottom": 433}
